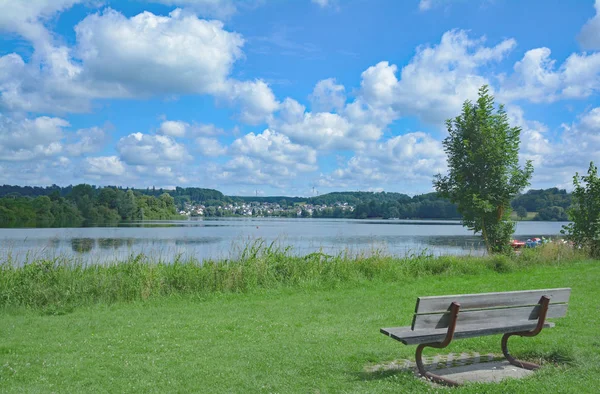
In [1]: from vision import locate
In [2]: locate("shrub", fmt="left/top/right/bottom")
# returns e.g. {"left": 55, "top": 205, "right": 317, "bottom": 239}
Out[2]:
{"left": 562, "top": 162, "right": 600, "bottom": 258}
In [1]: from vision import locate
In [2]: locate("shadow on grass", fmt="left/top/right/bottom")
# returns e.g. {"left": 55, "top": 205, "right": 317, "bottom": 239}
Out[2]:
{"left": 520, "top": 346, "right": 577, "bottom": 367}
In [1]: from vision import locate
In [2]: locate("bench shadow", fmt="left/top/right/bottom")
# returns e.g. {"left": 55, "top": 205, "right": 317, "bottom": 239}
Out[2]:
{"left": 518, "top": 347, "right": 576, "bottom": 367}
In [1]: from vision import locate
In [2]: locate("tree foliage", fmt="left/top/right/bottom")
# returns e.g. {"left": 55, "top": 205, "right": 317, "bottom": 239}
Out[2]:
{"left": 434, "top": 86, "right": 533, "bottom": 253}
{"left": 516, "top": 206, "right": 528, "bottom": 220}
{"left": 562, "top": 162, "right": 600, "bottom": 258}
{"left": 0, "top": 185, "right": 181, "bottom": 228}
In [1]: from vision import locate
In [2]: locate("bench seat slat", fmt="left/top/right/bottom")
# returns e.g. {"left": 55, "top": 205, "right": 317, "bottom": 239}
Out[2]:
{"left": 381, "top": 322, "right": 556, "bottom": 345}
{"left": 415, "top": 288, "right": 571, "bottom": 314}
{"left": 412, "top": 303, "right": 567, "bottom": 330}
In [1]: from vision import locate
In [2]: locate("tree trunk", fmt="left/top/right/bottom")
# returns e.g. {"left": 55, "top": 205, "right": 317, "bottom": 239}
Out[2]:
{"left": 481, "top": 216, "right": 491, "bottom": 254}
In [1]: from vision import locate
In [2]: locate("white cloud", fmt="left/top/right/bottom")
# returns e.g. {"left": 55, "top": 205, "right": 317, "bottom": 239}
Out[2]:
{"left": 217, "top": 156, "right": 298, "bottom": 188}
{"left": 229, "top": 129, "right": 317, "bottom": 170}
{"left": 392, "top": 30, "right": 515, "bottom": 123}
{"left": 225, "top": 79, "right": 280, "bottom": 124}
{"left": 266, "top": 29, "right": 515, "bottom": 156}
{"left": 192, "top": 124, "right": 225, "bottom": 136}
{"left": 0, "top": 0, "right": 82, "bottom": 45}
{"left": 271, "top": 99, "right": 355, "bottom": 150}
{"left": 75, "top": 8, "right": 244, "bottom": 96}
{"left": 214, "top": 130, "right": 319, "bottom": 188}
{"left": 159, "top": 120, "right": 188, "bottom": 137}
{"left": 499, "top": 106, "right": 600, "bottom": 190}
{"left": 499, "top": 48, "right": 600, "bottom": 103}
{"left": 506, "top": 105, "right": 552, "bottom": 170}
{"left": 309, "top": 78, "right": 346, "bottom": 112}
{"left": 85, "top": 156, "right": 126, "bottom": 176}
{"left": 65, "top": 127, "right": 107, "bottom": 156}
{"left": 0, "top": 115, "right": 69, "bottom": 161}
{"left": 117, "top": 132, "right": 191, "bottom": 165}
{"left": 318, "top": 132, "right": 446, "bottom": 190}
{"left": 196, "top": 137, "right": 226, "bottom": 157}
{"left": 359, "top": 62, "right": 399, "bottom": 108}
{"left": 578, "top": 0, "right": 600, "bottom": 50}
{"left": 0, "top": 8, "right": 279, "bottom": 124}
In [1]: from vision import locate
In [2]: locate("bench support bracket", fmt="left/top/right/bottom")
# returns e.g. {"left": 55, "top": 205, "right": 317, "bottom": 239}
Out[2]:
{"left": 414, "top": 302, "right": 461, "bottom": 387}
{"left": 501, "top": 295, "right": 550, "bottom": 370}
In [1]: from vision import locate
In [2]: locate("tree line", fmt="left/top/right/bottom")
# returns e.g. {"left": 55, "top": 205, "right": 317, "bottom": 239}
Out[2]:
{"left": 0, "top": 184, "right": 180, "bottom": 227}
{"left": 0, "top": 183, "right": 576, "bottom": 223}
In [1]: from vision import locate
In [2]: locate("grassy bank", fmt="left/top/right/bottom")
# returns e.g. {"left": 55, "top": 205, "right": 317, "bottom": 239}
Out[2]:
{"left": 1, "top": 257, "right": 599, "bottom": 393}
{"left": 0, "top": 241, "right": 583, "bottom": 312}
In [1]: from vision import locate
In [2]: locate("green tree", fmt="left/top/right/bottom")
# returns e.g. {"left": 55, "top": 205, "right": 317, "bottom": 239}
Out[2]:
{"left": 516, "top": 206, "right": 528, "bottom": 220}
{"left": 117, "top": 190, "right": 138, "bottom": 220}
{"left": 562, "top": 162, "right": 600, "bottom": 257}
{"left": 434, "top": 86, "right": 533, "bottom": 253}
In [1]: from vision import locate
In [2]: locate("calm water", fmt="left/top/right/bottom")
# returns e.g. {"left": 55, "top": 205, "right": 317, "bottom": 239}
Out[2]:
{"left": 0, "top": 218, "right": 569, "bottom": 264}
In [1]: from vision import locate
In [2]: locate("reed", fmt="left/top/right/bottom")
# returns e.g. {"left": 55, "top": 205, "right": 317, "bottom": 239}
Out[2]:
{"left": 0, "top": 239, "right": 584, "bottom": 311}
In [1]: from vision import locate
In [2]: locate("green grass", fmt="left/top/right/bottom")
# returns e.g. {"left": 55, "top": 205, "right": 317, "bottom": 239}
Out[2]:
{"left": 1, "top": 244, "right": 598, "bottom": 392}
{"left": 0, "top": 241, "right": 583, "bottom": 312}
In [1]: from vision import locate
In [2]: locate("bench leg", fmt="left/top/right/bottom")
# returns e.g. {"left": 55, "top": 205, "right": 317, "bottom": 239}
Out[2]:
{"left": 414, "top": 302, "right": 461, "bottom": 387}
{"left": 501, "top": 295, "right": 550, "bottom": 370}
{"left": 415, "top": 343, "right": 460, "bottom": 387}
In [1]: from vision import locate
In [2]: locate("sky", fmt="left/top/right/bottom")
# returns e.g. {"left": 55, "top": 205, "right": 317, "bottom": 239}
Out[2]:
{"left": 0, "top": 0, "right": 599, "bottom": 196}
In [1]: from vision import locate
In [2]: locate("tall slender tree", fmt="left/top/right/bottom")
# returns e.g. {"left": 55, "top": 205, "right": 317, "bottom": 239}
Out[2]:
{"left": 434, "top": 86, "right": 533, "bottom": 253}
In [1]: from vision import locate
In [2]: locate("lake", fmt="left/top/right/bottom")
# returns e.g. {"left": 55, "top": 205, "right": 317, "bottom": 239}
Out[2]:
{"left": 0, "top": 218, "right": 569, "bottom": 264}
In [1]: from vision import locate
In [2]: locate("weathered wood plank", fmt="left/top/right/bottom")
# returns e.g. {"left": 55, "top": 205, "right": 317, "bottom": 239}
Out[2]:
{"left": 381, "top": 322, "right": 556, "bottom": 345}
{"left": 411, "top": 303, "right": 568, "bottom": 330}
{"left": 414, "top": 288, "right": 571, "bottom": 314}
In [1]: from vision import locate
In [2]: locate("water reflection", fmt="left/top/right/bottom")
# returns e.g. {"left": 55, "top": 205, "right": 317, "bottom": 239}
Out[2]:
{"left": 98, "top": 238, "right": 135, "bottom": 249}
{"left": 71, "top": 238, "right": 95, "bottom": 253}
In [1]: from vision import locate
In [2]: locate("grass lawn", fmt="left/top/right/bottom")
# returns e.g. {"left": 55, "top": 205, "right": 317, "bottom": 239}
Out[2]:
{"left": 510, "top": 211, "right": 538, "bottom": 221}
{"left": 1, "top": 260, "right": 599, "bottom": 393}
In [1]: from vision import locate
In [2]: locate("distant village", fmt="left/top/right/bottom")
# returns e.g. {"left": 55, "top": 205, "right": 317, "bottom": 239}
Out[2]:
{"left": 178, "top": 201, "right": 355, "bottom": 217}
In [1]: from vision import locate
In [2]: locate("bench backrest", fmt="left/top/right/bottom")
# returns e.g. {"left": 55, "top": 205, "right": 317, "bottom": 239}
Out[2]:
{"left": 411, "top": 288, "right": 571, "bottom": 331}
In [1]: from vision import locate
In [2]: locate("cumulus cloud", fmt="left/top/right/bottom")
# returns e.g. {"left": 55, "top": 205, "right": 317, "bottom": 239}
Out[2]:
{"left": 0, "top": 115, "right": 68, "bottom": 161}
{"left": 217, "top": 156, "right": 299, "bottom": 188}
{"left": 506, "top": 105, "right": 552, "bottom": 167}
{"left": 271, "top": 99, "right": 355, "bottom": 150}
{"left": 213, "top": 129, "right": 320, "bottom": 188}
{"left": 65, "top": 127, "right": 107, "bottom": 156}
{"left": 225, "top": 79, "right": 279, "bottom": 124}
{"left": 85, "top": 156, "right": 126, "bottom": 176}
{"left": 317, "top": 132, "right": 446, "bottom": 190}
{"left": 229, "top": 129, "right": 317, "bottom": 170}
{"left": 578, "top": 0, "right": 600, "bottom": 50}
{"left": 159, "top": 120, "right": 188, "bottom": 137}
{"left": 74, "top": 9, "right": 244, "bottom": 96}
{"left": 0, "top": 8, "right": 279, "bottom": 123}
{"left": 391, "top": 30, "right": 516, "bottom": 123}
{"left": 196, "top": 137, "right": 226, "bottom": 157}
{"left": 117, "top": 132, "right": 191, "bottom": 165}
{"left": 499, "top": 48, "right": 600, "bottom": 103}
{"left": 0, "top": 0, "right": 82, "bottom": 45}
{"left": 309, "top": 78, "right": 346, "bottom": 113}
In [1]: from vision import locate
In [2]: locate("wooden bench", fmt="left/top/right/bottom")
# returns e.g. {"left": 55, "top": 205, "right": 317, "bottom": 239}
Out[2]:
{"left": 380, "top": 288, "right": 571, "bottom": 386}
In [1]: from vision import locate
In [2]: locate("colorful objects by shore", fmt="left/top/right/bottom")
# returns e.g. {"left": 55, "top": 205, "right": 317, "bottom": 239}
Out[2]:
{"left": 511, "top": 237, "right": 553, "bottom": 250}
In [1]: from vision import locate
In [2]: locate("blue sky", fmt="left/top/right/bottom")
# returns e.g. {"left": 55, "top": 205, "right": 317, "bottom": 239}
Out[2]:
{"left": 1, "top": 0, "right": 599, "bottom": 196}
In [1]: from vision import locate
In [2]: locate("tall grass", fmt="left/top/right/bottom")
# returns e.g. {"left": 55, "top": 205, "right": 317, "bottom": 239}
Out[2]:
{"left": 0, "top": 239, "right": 587, "bottom": 312}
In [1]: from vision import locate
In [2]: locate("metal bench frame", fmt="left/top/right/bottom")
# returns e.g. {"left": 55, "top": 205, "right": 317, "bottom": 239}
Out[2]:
{"left": 414, "top": 296, "right": 550, "bottom": 386}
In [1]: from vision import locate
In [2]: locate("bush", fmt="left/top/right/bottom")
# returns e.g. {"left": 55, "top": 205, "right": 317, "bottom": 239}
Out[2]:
{"left": 562, "top": 162, "right": 600, "bottom": 258}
